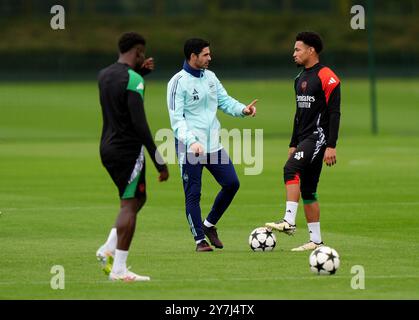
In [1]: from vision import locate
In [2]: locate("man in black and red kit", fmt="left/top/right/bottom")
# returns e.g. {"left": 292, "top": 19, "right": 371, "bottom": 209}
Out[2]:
{"left": 266, "top": 31, "right": 341, "bottom": 251}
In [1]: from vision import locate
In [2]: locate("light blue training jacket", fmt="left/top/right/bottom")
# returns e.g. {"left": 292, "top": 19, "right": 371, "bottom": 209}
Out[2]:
{"left": 167, "top": 61, "right": 246, "bottom": 154}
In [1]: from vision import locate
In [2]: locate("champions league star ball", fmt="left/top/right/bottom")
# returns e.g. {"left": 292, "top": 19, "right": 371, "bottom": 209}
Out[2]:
{"left": 309, "top": 246, "right": 340, "bottom": 275}
{"left": 249, "top": 227, "right": 277, "bottom": 251}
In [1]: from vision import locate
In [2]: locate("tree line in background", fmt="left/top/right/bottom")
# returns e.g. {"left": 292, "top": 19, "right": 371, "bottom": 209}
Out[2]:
{"left": 1, "top": 0, "right": 417, "bottom": 16}
{"left": 0, "top": 0, "right": 417, "bottom": 78}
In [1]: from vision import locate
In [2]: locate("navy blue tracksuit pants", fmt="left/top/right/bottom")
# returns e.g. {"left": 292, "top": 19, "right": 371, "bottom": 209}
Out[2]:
{"left": 176, "top": 140, "right": 240, "bottom": 242}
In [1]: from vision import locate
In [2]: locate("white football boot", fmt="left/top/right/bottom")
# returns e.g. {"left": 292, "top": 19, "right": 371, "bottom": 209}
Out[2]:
{"left": 96, "top": 245, "right": 114, "bottom": 275}
{"left": 291, "top": 241, "right": 323, "bottom": 252}
{"left": 109, "top": 269, "right": 151, "bottom": 282}
{"left": 265, "top": 219, "right": 296, "bottom": 235}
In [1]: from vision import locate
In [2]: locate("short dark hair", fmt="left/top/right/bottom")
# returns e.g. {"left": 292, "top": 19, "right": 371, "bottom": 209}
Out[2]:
{"left": 296, "top": 32, "right": 323, "bottom": 54}
{"left": 118, "top": 32, "right": 146, "bottom": 54}
{"left": 184, "top": 38, "right": 210, "bottom": 60}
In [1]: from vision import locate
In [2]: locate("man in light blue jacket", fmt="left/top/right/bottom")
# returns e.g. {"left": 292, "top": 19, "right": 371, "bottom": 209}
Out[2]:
{"left": 167, "top": 38, "right": 258, "bottom": 252}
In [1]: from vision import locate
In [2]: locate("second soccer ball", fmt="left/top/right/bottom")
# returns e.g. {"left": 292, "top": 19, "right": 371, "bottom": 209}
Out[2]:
{"left": 249, "top": 227, "right": 277, "bottom": 251}
{"left": 309, "top": 246, "right": 340, "bottom": 275}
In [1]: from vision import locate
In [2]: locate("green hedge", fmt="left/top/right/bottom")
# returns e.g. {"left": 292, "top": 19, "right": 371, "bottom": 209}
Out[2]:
{"left": 1, "top": 12, "right": 418, "bottom": 77}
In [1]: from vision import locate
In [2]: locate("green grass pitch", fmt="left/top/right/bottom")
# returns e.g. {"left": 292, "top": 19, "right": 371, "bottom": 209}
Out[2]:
{"left": 0, "top": 79, "right": 419, "bottom": 299}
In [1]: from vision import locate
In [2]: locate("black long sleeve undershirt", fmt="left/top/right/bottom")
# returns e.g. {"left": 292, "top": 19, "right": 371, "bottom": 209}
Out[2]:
{"left": 289, "top": 113, "right": 299, "bottom": 148}
{"left": 326, "top": 84, "right": 341, "bottom": 148}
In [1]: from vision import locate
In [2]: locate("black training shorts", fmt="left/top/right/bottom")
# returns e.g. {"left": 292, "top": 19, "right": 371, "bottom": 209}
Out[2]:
{"left": 284, "top": 133, "right": 326, "bottom": 197}
{"left": 102, "top": 147, "right": 146, "bottom": 199}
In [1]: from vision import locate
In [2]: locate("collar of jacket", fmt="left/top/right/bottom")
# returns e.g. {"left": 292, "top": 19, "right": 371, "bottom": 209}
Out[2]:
{"left": 304, "top": 62, "right": 321, "bottom": 72}
{"left": 183, "top": 60, "right": 204, "bottom": 78}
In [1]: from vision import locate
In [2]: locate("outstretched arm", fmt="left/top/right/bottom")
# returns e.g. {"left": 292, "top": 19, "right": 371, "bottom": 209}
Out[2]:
{"left": 215, "top": 75, "right": 257, "bottom": 117}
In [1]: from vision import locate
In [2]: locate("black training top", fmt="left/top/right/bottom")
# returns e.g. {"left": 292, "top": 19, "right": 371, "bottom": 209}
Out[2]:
{"left": 290, "top": 63, "right": 341, "bottom": 148}
{"left": 98, "top": 62, "right": 165, "bottom": 171}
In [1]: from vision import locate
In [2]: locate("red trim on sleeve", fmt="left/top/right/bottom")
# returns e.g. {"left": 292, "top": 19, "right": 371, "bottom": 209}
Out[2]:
{"left": 318, "top": 67, "right": 340, "bottom": 105}
{"left": 286, "top": 173, "right": 300, "bottom": 185}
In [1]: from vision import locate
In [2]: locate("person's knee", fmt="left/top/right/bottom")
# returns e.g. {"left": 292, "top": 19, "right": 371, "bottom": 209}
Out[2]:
{"left": 137, "top": 195, "right": 146, "bottom": 212}
{"left": 121, "top": 196, "right": 146, "bottom": 214}
{"left": 301, "top": 191, "right": 318, "bottom": 204}
{"left": 226, "top": 177, "right": 240, "bottom": 193}
{"left": 284, "top": 163, "right": 300, "bottom": 184}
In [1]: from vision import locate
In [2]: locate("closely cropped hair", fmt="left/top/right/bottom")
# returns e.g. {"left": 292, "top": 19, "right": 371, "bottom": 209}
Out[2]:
{"left": 296, "top": 32, "right": 323, "bottom": 54}
{"left": 118, "top": 32, "right": 146, "bottom": 54}
{"left": 184, "top": 38, "right": 210, "bottom": 60}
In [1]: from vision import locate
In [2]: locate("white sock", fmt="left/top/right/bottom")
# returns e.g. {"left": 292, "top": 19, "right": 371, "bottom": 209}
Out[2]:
{"left": 284, "top": 201, "right": 298, "bottom": 225}
{"left": 203, "top": 219, "right": 214, "bottom": 228}
{"left": 307, "top": 222, "right": 322, "bottom": 244}
{"left": 112, "top": 249, "right": 129, "bottom": 274}
{"left": 196, "top": 239, "right": 206, "bottom": 244}
{"left": 104, "top": 228, "right": 117, "bottom": 253}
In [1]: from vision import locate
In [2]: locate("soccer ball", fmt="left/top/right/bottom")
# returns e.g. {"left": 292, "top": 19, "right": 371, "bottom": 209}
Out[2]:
{"left": 249, "top": 227, "right": 276, "bottom": 251}
{"left": 309, "top": 246, "right": 340, "bottom": 275}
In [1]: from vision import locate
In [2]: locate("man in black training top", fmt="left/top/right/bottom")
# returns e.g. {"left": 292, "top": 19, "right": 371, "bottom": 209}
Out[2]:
{"left": 266, "top": 31, "right": 341, "bottom": 251}
{"left": 96, "top": 32, "right": 169, "bottom": 281}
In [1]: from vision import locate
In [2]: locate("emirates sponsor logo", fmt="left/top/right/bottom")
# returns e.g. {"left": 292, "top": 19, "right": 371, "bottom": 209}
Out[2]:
{"left": 297, "top": 95, "right": 315, "bottom": 102}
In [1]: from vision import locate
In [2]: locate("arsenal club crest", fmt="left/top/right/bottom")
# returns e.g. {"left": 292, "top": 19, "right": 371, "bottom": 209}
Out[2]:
{"left": 301, "top": 81, "right": 307, "bottom": 92}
